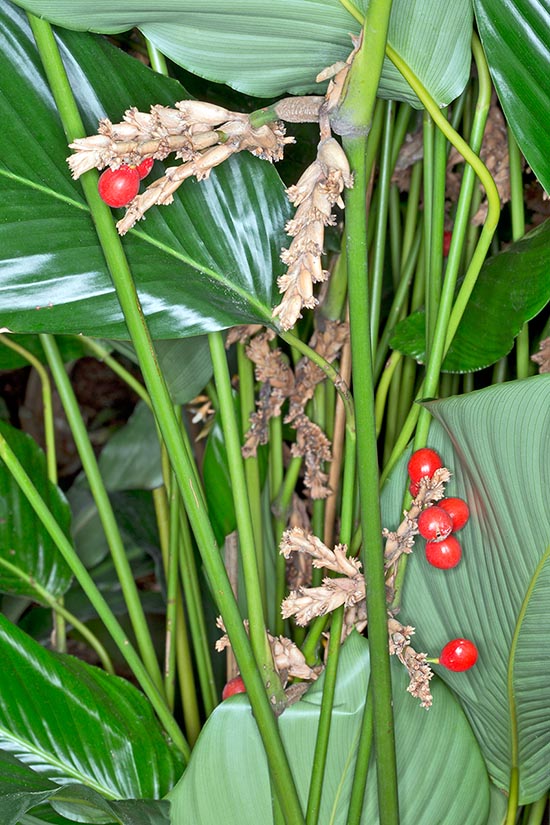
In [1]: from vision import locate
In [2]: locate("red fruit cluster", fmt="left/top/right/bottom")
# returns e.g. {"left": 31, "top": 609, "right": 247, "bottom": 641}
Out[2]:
{"left": 408, "top": 448, "right": 469, "bottom": 570}
{"left": 408, "top": 448, "right": 478, "bottom": 673}
{"left": 222, "top": 675, "right": 246, "bottom": 700}
{"left": 97, "top": 158, "right": 154, "bottom": 208}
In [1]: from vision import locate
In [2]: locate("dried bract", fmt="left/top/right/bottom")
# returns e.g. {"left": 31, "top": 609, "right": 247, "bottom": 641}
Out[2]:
{"left": 531, "top": 336, "right": 550, "bottom": 373}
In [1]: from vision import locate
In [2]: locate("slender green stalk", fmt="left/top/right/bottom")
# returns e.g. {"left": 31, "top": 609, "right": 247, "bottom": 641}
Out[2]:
{"left": 80, "top": 337, "right": 150, "bottom": 407}
{"left": 40, "top": 333, "right": 166, "bottom": 695}
{"left": 338, "top": 1, "right": 398, "bottom": 821}
{"left": 209, "top": 332, "right": 284, "bottom": 702}
{"left": 0, "top": 431, "right": 188, "bottom": 757}
{"left": 507, "top": 127, "right": 530, "bottom": 380}
{"left": 521, "top": 794, "right": 548, "bottom": 825}
{"left": 146, "top": 40, "right": 170, "bottom": 75}
{"left": 422, "top": 111, "right": 435, "bottom": 353}
{"left": 370, "top": 101, "right": 395, "bottom": 351}
{"left": 0, "top": 556, "right": 114, "bottom": 674}
{"left": 30, "top": 16, "right": 305, "bottom": 820}
{"left": 346, "top": 687, "right": 374, "bottom": 825}
{"left": 164, "top": 474, "right": 180, "bottom": 710}
{"left": 237, "top": 342, "right": 266, "bottom": 609}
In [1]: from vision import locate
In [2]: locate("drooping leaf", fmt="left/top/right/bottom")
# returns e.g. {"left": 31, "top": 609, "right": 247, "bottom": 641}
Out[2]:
{"left": 0, "top": 751, "right": 171, "bottom": 825}
{"left": 474, "top": 0, "right": 550, "bottom": 192}
{"left": 170, "top": 632, "right": 489, "bottom": 824}
{"left": 110, "top": 337, "right": 213, "bottom": 405}
{"left": 0, "top": 3, "right": 290, "bottom": 339}
{"left": 98, "top": 402, "right": 162, "bottom": 492}
{"left": 382, "top": 375, "right": 550, "bottom": 802}
{"left": 10, "top": 0, "right": 472, "bottom": 106}
{"left": 390, "top": 220, "right": 550, "bottom": 371}
{"left": 0, "top": 420, "right": 73, "bottom": 600}
{"left": 0, "top": 615, "right": 184, "bottom": 799}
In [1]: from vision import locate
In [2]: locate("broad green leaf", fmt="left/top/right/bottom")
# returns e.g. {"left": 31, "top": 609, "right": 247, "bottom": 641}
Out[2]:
{"left": 11, "top": 0, "right": 472, "bottom": 106}
{"left": 474, "top": 0, "right": 550, "bottom": 192}
{"left": 0, "top": 615, "right": 184, "bottom": 800}
{"left": 382, "top": 376, "right": 550, "bottom": 801}
{"left": 0, "top": 752, "right": 170, "bottom": 825}
{"left": 170, "top": 632, "right": 489, "bottom": 824}
{"left": 390, "top": 220, "right": 550, "bottom": 371}
{"left": 0, "top": 420, "right": 73, "bottom": 600}
{"left": 110, "top": 337, "right": 213, "bottom": 405}
{"left": 98, "top": 402, "right": 162, "bottom": 491}
{"left": 0, "top": 4, "right": 290, "bottom": 339}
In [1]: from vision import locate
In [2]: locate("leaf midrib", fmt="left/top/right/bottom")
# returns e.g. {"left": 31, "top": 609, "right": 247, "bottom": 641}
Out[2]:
{"left": 0, "top": 166, "right": 275, "bottom": 325}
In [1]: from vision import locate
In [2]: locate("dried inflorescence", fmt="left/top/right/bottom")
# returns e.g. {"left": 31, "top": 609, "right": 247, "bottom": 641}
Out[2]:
{"left": 531, "top": 336, "right": 550, "bottom": 373}
{"left": 279, "top": 466, "right": 451, "bottom": 708}
{"left": 241, "top": 322, "right": 348, "bottom": 499}
{"left": 215, "top": 617, "right": 321, "bottom": 686}
{"left": 272, "top": 138, "right": 353, "bottom": 330}
{"left": 67, "top": 100, "right": 294, "bottom": 234}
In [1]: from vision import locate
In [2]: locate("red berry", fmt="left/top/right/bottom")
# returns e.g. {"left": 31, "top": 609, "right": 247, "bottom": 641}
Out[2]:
{"left": 417, "top": 506, "right": 453, "bottom": 541}
{"left": 438, "top": 638, "right": 478, "bottom": 671}
{"left": 98, "top": 165, "right": 140, "bottom": 207}
{"left": 439, "top": 497, "right": 470, "bottom": 531}
{"left": 135, "top": 158, "right": 154, "bottom": 179}
{"left": 222, "top": 675, "right": 246, "bottom": 700}
{"left": 443, "top": 230, "right": 452, "bottom": 257}
{"left": 407, "top": 448, "right": 443, "bottom": 484}
{"left": 425, "top": 535, "right": 462, "bottom": 568}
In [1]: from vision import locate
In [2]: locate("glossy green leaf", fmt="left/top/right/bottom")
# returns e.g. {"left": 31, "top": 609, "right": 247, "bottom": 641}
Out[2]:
{"left": 170, "top": 632, "right": 489, "bottom": 823}
{"left": 382, "top": 376, "right": 550, "bottom": 801}
{"left": 390, "top": 220, "right": 550, "bottom": 371}
{"left": 474, "top": 0, "right": 550, "bottom": 192}
{"left": 110, "top": 337, "right": 213, "bottom": 405}
{"left": 0, "top": 4, "right": 290, "bottom": 339}
{"left": 10, "top": 0, "right": 472, "bottom": 106}
{"left": 0, "top": 752, "right": 170, "bottom": 825}
{"left": 0, "top": 420, "right": 73, "bottom": 600}
{"left": 0, "top": 614, "right": 184, "bottom": 799}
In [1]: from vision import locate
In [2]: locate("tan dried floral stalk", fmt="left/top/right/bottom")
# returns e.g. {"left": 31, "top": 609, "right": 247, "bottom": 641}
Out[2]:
{"left": 272, "top": 138, "right": 353, "bottom": 330}
{"left": 279, "top": 467, "right": 452, "bottom": 707}
{"left": 67, "top": 100, "right": 294, "bottom": 235}
{"left": 531, "top": 336, "right": 550, "bottom": 373}
{"left": 215, "top": 617, "right": 321, "bottom": 685}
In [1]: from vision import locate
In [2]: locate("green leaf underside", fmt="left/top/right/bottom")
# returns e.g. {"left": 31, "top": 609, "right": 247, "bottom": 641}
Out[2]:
{"left": 474, "top": 0, "right": 550, "bottom": 193}
{"left": 0, "top": 752, "right": 170, "bottom": 825}
{"left": 10, "top": 0, "right": 471, "bottom": 105}
{"left": 390, "top": 220, "right": 550, "bottom": 372}
{"left": 0, "top": 420, "right": 73, "bottom": 600}
{"left": 386, "top": 376, "right": 550, "bottom": 801}
{"left": 0, "top": 615, "right": 184, "bottom": 801}
{"left": 170, "top": 632, "right": 488, "bottom": 824}
{"left": 0, "top": 4, "right": 291, "bottom": 339}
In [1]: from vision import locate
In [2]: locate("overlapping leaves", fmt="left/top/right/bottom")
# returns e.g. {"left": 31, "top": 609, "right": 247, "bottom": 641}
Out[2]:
{"left": 383, "top": 376, "right": 550, "bottom": 801}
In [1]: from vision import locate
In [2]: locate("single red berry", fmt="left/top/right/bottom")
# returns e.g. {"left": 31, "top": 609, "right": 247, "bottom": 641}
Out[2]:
{"left": 443, "top": 229, "right": 452, "bottom": 257}
{"left": 438, "top": 638, "right": 478, "bottom": 671}
{"left": 135, "top": 157, "right": 154, "bottom": 179}
{"left": 222, "top": 675, "right": 246, "bottom": 700}
{"left": 98, "top": 165, "right": 140, "bottom": 207}
{"left": 409, "top": 480, "right": 420, "bottom": 497}
{"left": 425, "top": 535, "right": 462, "bottom": 569}
{"left": 407, "top": 448, "right": 443, "bottom": 484}
{"left": 439, "top": 497, "right": 470, "bottom": 531}
{"left": 417, "top": 506, "right": 453, "bottom": 541}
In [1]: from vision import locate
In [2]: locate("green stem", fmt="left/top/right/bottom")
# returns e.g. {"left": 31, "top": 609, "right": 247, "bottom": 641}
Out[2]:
{"left": 370, "top": 100, "right": 394, "bottom": 351}
{"left": 164, "top": 475, "right": 180, "bottom": 711}
{"left": 0, "top": 431, "right": 188, "bottom": 758}
{"left": 209, "top": 332, "right": 284, "bottom": 703}
{"left": 237, "top": 342, "right": 266, "bottom": 610}
{"left": 80, "top": 337, "right": 150, "bottom": 407}
{"left": 507, "top": 127, "right": 530, "bottom": 380}
{"left": 346, "top": 686, "right": 374, "bottom": 825}
{"left": 30, "top": 16, "right": 304, "bottom": 819}
{"left": 338, "top": 2, "right": 398, "bottom": 821}
{"left": 40, "top": 333, "right": 166, "bottom": 695}
{"left": 0, "top": 556, "right": 114, "bottom": 674}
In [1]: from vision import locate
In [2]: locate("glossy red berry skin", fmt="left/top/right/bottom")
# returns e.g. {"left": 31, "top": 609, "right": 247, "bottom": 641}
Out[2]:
{"left": 98, "top": 165, "right": 140, "bottom": 207}
{"left": 417, "top": 506, "right": 453, "bottom": 541}
{"left": 135, "top": 158, "right": 154, "bottom": 179}
{"left": 425, "top": 535, "right": 462, "bottom": 569}
{"left": 407, "top": 448, "right": 443, "bottom": 485}
{"left": 222, "top": 675, "right": 246, "bottom": 700}
{"left": 439, "top": 497, "right": 470, "bottom": 531}
{"left": 439, "top": 639, "right": 478, "bottom": 671}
